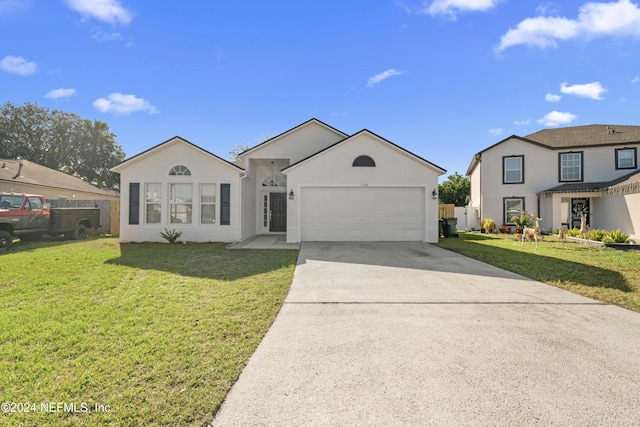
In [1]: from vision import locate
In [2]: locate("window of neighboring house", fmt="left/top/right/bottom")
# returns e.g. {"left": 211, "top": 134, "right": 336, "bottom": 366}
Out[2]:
{"left": 503, "top": 155, "right": 524, "bottom": 184}
{"left": 615, "top": 147, "right": 637, "bottom": 169}
{"left": 504, "top": 197, "right": 525, "bottom": 224}
{"left": 169, "top": 165, "right": 191, "bottom": 176}
{"left": 559, "top": 152, "right": 583, "bottom": 182}
{"left": 200, "top": 183, "right": 216, "bottom": 224}
{"left": 170, "top": 183, "right": 192, "bottom": 224}
{"left": 145, "top": 183, "right": 162, "bottom": 224}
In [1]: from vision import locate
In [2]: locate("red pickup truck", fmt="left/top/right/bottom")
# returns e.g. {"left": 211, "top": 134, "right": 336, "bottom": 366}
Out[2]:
{"left": 0, "top": 193, "right": 101, "bottom": 253}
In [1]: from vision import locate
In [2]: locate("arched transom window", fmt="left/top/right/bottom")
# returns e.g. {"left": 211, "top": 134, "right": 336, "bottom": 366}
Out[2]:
{"left": 169, "top": 165, "right": 191, "bottom": 176}
{"left": 262, "top": 174, "right": 287, "bottom": 187}
{"left": 352, "top": 155, "right": 376, "bottom": 167}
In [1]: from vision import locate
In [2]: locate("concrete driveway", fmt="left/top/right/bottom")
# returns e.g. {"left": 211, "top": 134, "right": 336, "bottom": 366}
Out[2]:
{"left": 212, "top": 242, "right": 640, "bottom": 426}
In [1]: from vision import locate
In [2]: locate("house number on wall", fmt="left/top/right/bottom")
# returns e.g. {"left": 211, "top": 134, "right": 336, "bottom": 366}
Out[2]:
{"left": 361, "top": 183, "right": 368, "bottom": 187}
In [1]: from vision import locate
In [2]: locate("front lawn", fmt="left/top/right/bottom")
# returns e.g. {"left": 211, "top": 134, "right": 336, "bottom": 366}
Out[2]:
{"left": 437, "top": 232, "right": 640, "bottom": 313}
{"left": 0, "top": 238, "right": 298, "bottom": 426}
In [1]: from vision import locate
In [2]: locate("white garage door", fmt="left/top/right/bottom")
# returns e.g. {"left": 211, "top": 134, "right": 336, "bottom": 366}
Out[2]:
{"left": 301, "top": 187, "right": 425, "bottom": 241}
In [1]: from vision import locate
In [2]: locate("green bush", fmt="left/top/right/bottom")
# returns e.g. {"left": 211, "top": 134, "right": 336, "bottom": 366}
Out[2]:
{"left": 483, "top": 218, "right": 496, "bottom": 231}
{"left": 160, "top": 228, "right": 182, "bottom": 243}
{"left": 510, "top": 213, "right": 534, "bottom": 231}
{"left": 603, "top": 229, "right": 630, "bottom": 244}
{"left": 565, "top": 227, "right": 581, "bottom": 237}
{"left": 588, "top": 229, "right": 608, "bottom": 241}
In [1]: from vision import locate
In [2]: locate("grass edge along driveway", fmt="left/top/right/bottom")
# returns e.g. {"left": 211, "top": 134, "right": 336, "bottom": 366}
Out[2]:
{"left": 437, "top": 232, "right": 640, "bottom": 313}
{"left": 0, "top": 238, "right": 298, "bottom": 427}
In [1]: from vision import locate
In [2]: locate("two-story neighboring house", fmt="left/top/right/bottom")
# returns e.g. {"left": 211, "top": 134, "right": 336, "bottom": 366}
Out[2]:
{"left": 466, "top": 124, "right": 640, "bottom": 240}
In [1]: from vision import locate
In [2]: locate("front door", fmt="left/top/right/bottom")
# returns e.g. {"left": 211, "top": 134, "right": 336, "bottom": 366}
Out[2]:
{"left": 270, "top": 193, "right": 286, "bottom": 232}
{"left": 571, "top": 198, "right": 590, "bottom": 229}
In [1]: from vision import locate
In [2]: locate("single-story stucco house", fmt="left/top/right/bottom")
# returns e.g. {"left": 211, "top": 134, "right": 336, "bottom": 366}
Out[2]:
{"left": 111, "top": 118, "right": 446, "bottom": 243}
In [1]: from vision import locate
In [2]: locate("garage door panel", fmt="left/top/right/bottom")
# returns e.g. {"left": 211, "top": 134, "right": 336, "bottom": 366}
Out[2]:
{"left": 301, "top": 187, "right": 425, "bottom": 241}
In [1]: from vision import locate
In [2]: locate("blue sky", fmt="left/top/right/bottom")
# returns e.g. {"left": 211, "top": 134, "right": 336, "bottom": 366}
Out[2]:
{"left": 2, "top": 0, "right": 640, "bottom": 179}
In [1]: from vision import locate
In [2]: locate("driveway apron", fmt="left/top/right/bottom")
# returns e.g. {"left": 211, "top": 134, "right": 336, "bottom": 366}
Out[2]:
{"left": 212, "top": 242, "right": 640, "bottom": 426}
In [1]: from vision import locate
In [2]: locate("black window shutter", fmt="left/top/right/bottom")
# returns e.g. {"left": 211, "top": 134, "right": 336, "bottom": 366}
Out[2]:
{"left": 220, "top": 184, "right": 230, "bottom": 225}
{"left": 129, "top": 182, "right": 140, "bottom": 225}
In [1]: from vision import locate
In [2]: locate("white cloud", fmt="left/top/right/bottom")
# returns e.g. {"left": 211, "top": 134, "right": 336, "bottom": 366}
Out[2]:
{"left": 45, "top": 88, "right": 76, "bottom": 99}
{"left": 497, "top": 0, "right": 640, "bottom": 51}
{"left": 489, "top": 128, "right": 503, "bottom": 136}
{"left": 92, "top": 93, "right": 157, "bottom": 115}
{"left": 0, "top": 55, "right": 37, "bottom": 76}
{"left": 422, "top": 0, "right": 500, "bottom": 19}
{"left": 92, "top": 30, "right": 124, "bottom": 42}
{"left": 632, "top": 76, "right": 640, "bottom": 83}
{"left": 560, "top": 81, "right": 606, "bottom": 100}
{"left": 538, "top": 111, "right": 577, "bottom": 126}
{"left": 545, "top": 93, "right": 562, "bottom": 102}
{"left": 515, "top": 119, "right": 532, "bottom": 125}
{"left": 66, "top": 0, "right": 132, "bottom": 25}
{"left": 367, "top": 69, "right": 404, "bottom": 87}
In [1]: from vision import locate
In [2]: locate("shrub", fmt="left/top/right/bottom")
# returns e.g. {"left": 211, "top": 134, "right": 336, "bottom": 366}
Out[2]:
{"left": 588, "top": 229, "right": 608, "bottom": 242}
{"left": 565, "top": 227, "right": 581, "bottom": 237}
{"left": 603, "top": 229, "right": 630, "bottom": 244}
{"left": 160, "top": 228, "right": 182, "bottom": 243}
{"left": 511, "top": 213, "right": 534, "bottom": 231}
{"left": 483, "top": 218, "right": 496, "bottom": 232}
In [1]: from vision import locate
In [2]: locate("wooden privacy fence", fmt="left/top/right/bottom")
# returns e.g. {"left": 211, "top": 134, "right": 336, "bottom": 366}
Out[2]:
{"left": 438, "top": 203, "right": 455, "bottom": 219}
{"left": 49, "top": 199, "right": 120, "bottom": 236}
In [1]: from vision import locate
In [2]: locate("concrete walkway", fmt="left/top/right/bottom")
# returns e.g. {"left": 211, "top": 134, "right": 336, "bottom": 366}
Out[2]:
{"left": 212, "top": 242, "right": 640, "bottom": 426}
{"left": 227, "top": 234, "right": 301, "bottom": 250}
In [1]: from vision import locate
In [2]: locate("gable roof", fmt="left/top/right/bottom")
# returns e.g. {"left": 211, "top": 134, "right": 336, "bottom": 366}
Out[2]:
{"left": 110, "top": 136, "right": 244, "bottom": 173}
{"left": 466, "top": 124, "right": 640, "bottom": 176}
{"left": 282, "top": 129, "right": 446, "bottom": 174}
{"left": 238, "top": 118, "right": 348, "bottom": 158}
{"left": 0, "top": 159, "right": 118, "bottom": 197}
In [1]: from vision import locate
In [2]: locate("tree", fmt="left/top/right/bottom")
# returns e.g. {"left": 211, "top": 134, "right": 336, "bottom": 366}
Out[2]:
{"left": 228, "top": 144, "right": 251, "bottom": 164}
{"left": 0, "top": 101, "right": 125, "bottom": 190}
{"left": 438, "top": 172, "right": 470, "bottom": 206}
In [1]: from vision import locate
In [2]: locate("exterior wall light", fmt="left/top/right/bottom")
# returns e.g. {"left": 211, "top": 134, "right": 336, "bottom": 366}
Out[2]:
{"left": 432, "top": 189, "right": 438, "bottom": 199}
{"left": 289, "top": 190, "right": 294, "bottom": 200}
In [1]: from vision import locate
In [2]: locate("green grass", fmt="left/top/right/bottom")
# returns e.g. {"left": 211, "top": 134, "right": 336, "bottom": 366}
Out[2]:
{"left": 0, "top": 237, "right": 299, "bottom": 426}
{"left": 437, "top": 232, "right": 640, "bottom": 312}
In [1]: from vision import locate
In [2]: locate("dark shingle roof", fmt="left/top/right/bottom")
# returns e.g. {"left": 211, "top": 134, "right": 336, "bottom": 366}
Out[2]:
{"left": 524, "top": 125, "right": 640, "bottom": 148}
{"left": 0, "top": 159, "right": 118, "bottom": 197}
{"left": 539, "top": 169, "right": 640, "bottom": 196}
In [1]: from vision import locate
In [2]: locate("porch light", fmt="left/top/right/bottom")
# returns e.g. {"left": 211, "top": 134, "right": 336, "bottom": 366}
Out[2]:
{"left": 432, "top": 189, "right": 438, "bottom": 199}
{"left": 289, "top": 190, "right": 294, "bottom": 200}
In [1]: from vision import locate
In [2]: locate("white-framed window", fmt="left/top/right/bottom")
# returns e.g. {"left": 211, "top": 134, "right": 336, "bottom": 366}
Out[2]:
{"left": 145, "top": 183, "right": 162, "bottom": 224}
{"left": 504, "top": 197, "right": 524, "bottom": 224}
{"left": 559, "top": 152, "right": 582, "bottom": 182}
{"left": 169, "top": 165, "right": 191, "bottom": 176}
{"left": 616, "top": 148, "right": 637, "bottom": 169}
{"left": 169, "top": 183, "right": 192, "bottom": 224}
{"left": 503, "top": 155, "right": 524, "bottom": 184}
{"left": 200, "top": 183, "right": 216, "bottom": 224}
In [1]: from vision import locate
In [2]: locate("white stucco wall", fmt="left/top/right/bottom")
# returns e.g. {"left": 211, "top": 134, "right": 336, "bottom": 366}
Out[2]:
{"left": 474, "top": 138, "right": 640, "bottom": 231}
{"left": 284, "top": 132, "right": 444, "bottom": 243}
{"left": 240, "top": 120, "right": 346, "bottom": 166}
{"left": 115, "top": 139, "right": 242, "bottom": 243}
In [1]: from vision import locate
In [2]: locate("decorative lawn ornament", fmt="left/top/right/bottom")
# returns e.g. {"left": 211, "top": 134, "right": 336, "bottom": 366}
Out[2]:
{"left": 521, "top": 212, "right": 542, "bottom": 247}
{"left": 579, "top": 214, "right": 590, "bottom": 245}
